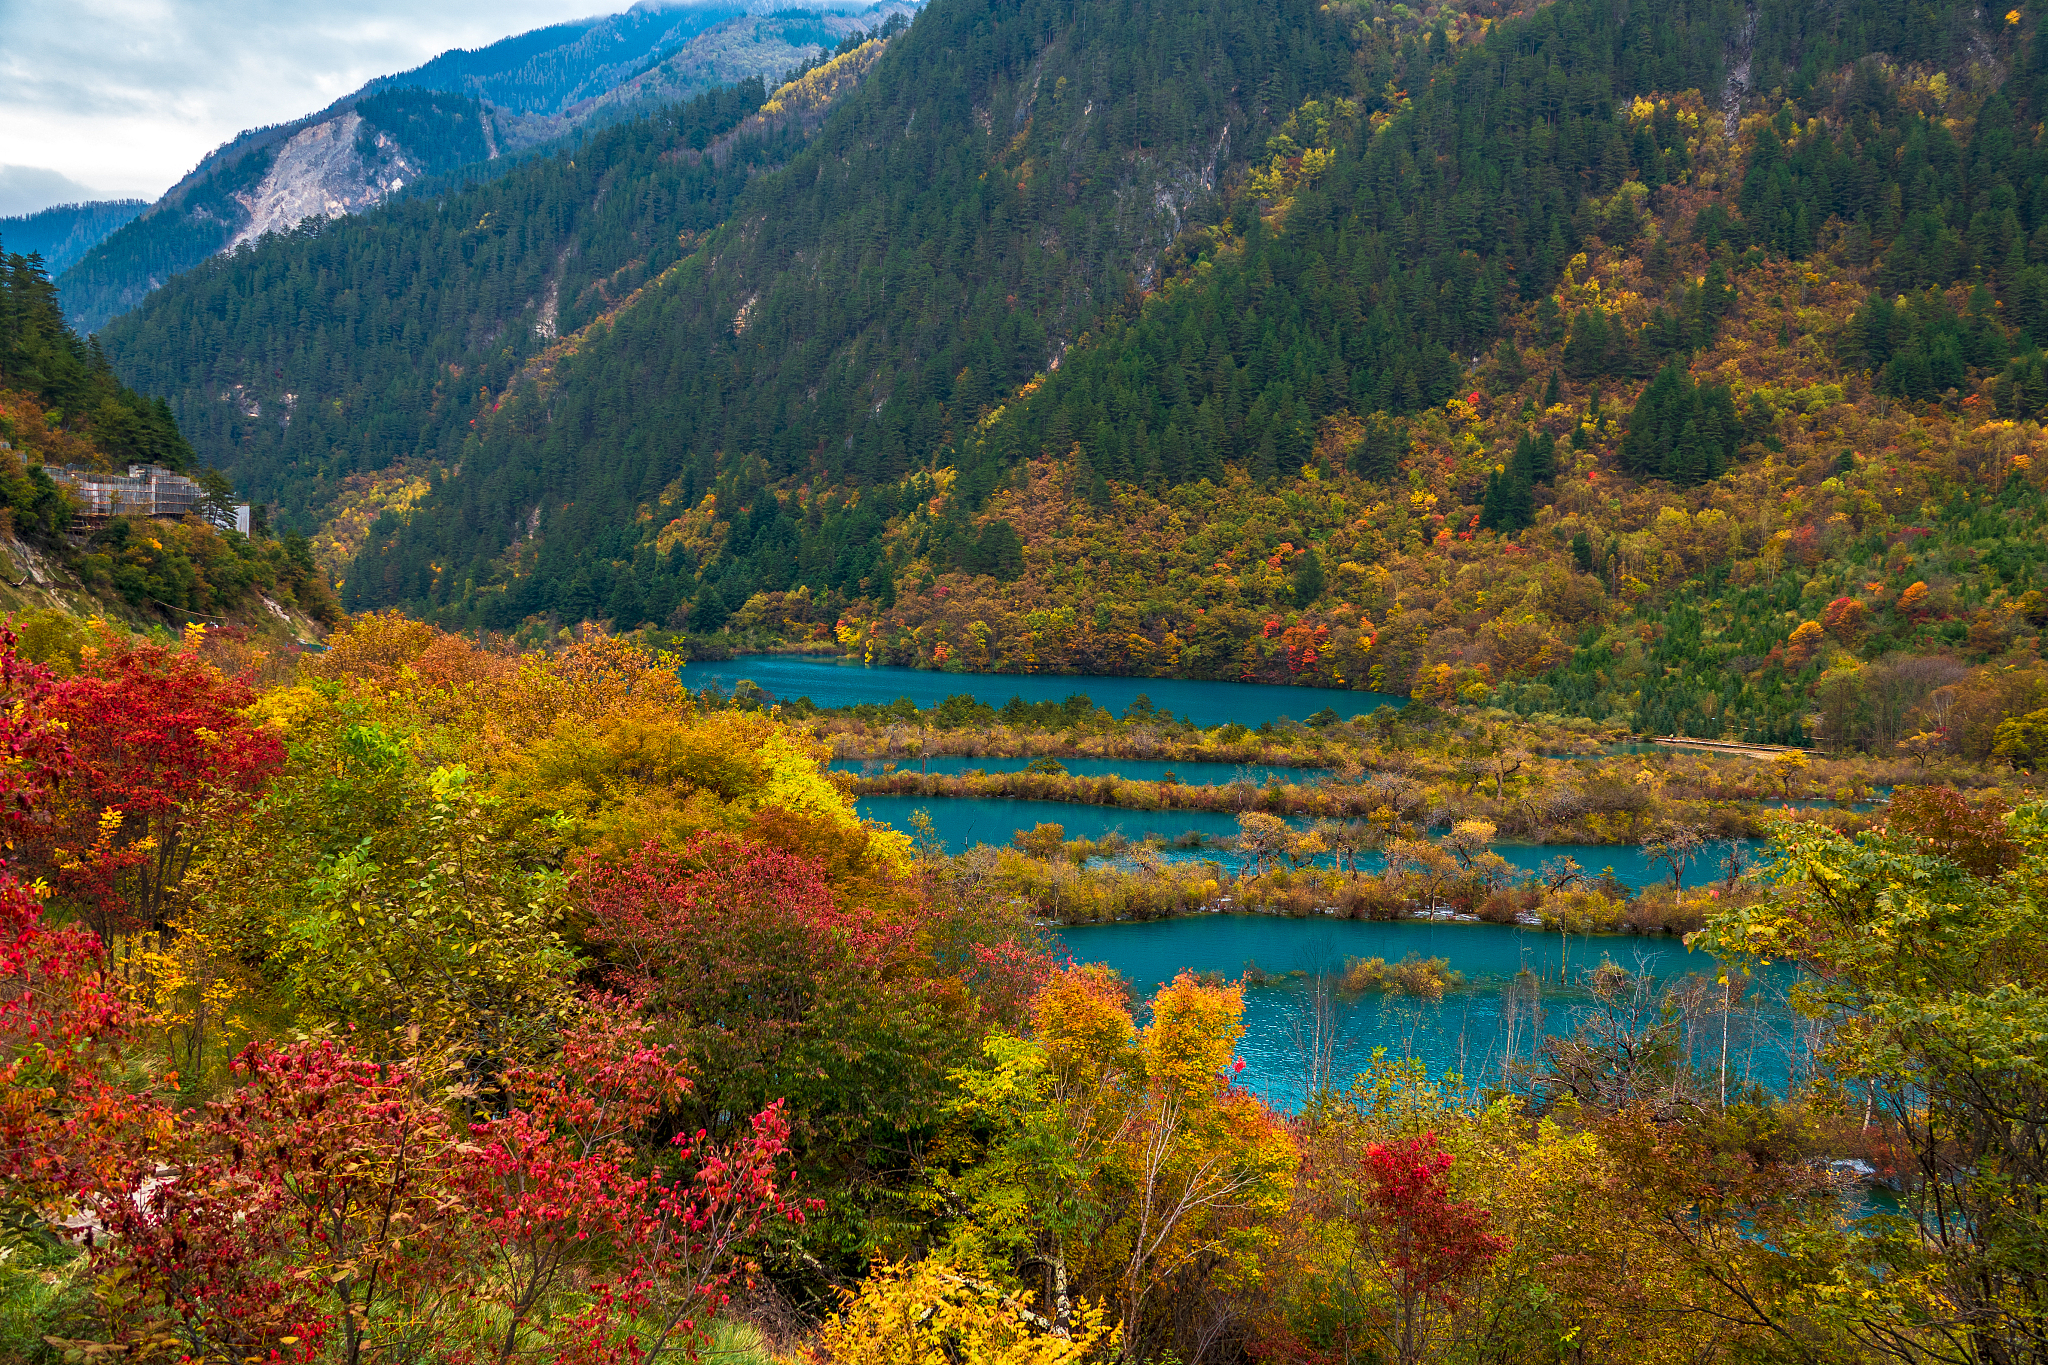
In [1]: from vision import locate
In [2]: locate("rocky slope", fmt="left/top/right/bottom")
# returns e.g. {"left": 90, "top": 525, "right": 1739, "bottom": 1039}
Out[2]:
{"left": 228, "top": 114, "right": 414, "bottom": 249}
{"left": 56, "top": 0, "right": 917, "bottom": 336}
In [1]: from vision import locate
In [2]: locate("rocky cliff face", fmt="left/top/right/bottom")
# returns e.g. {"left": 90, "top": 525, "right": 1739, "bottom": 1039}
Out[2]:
{"left": 58, "top": 3, "right": 925, "bottom": 335}
{"left": 231, "top": 114, "right": 414, "bottom": 248}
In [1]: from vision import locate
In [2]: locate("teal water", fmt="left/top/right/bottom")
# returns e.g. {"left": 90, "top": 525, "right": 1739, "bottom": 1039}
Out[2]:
{"left": 679, "top": 655, "right": 1403, "bottom": 727}
{"left": 832, "top": 755, "right": 1323, "bottom": 786}
{"left": 856, "top": 794, "right": 1764, "bottom": 888}
{"left": 858, "top": 794, "right": 1250, "bottom": 852}
{"left": 1057, "top": 917, "right": 1807, "bottom": 1110}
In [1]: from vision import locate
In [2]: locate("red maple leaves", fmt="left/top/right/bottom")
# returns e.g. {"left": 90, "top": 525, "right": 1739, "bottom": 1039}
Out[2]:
{"left": 29, "top": 627, "right": 283, "bottom": 942}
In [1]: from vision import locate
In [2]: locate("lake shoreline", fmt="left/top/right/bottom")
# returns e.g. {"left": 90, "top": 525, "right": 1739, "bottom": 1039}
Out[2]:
{"left": 841, "top": 766, "right": 1867, "bottom": 838}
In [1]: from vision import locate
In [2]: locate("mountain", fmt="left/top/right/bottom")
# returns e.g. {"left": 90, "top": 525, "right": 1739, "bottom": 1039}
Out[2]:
{"left": 101, "top": 0, "right": 1355, "bottom": 605}
{"left": 92, "top": 60, "right": 841, "bottom": 576}
{"left": 54, "top": 87, "right": 560, "bottom": 338}
{"left": 337, "top": 0, "right": 1980, "bottom": 632}
{"left": 0, "top": 201, "right": 150, "bottom": 276}
{"left": 93, "top": 0, "right": 2048, "bottom": 757}
{"left": 55, "top": 0, "right": 917, "bottom": 337}
{"left": 362, "top": 1, "right": 748, "bottom": 115}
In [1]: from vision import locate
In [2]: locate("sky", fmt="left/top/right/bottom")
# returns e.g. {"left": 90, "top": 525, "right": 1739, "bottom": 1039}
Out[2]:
{"left": 0, "top": 0, "right": 625, "bottom": 216}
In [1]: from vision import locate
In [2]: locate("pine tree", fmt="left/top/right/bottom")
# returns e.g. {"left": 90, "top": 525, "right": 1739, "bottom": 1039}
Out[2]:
{"left": 1570, "top": 530, "right": 1596, "bottom": 573}
{"left": 1292, "top": 547, "right": 1325, "bottom": 605}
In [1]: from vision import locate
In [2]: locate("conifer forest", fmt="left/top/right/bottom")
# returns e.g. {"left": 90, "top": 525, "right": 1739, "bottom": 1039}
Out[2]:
{"left": 6, "top": 0, "right": 2048, "bottom": 1357}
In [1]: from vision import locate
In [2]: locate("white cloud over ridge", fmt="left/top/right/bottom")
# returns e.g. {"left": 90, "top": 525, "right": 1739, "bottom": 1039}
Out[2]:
{"left": 0, "top": 0, "right": 623, "bottom": 211}
{"left": 0, "top": 164, "right": 109, "bottom": 218}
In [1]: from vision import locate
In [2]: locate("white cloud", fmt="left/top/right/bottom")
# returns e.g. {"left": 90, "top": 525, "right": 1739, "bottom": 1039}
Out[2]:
{"left": 0, "top": 164, "right": 108, "bottom": 217}
{"left": 0, "top": 0, "right": 621, "bottom": 208}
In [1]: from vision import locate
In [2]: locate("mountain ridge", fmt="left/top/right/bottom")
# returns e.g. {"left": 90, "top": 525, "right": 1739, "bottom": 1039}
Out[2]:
{"left": 87, "top": 0, "right": 2048, "bottom": 764}
{"left": 54, "top": 0, "right": 916, "bottom": 337}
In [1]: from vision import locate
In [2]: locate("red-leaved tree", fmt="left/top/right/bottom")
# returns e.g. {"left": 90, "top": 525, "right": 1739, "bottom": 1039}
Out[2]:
{"left": 571, "top": 835, "right": 969, "bottom": 1153}
{"left": 0, "top": 621, "right": 127, "bottom": 1223}
{"left": 0, "top": 872, "right": 129, "bottom": 1217}
{"left": 1358, "top": 1132, "right": 1506, "bottom": 1364}
{"left": 35, "top": 626, "right": 283, "bottom": 942}
{"left": 92, "top": 1015, "right": 803, "bottom": 1364}
{"left": 460, "top": 995, "right": 808, "bottom": 1363}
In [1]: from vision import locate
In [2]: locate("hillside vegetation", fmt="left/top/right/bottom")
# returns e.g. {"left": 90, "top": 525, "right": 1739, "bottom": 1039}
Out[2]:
{"left": 89, "top": 0, "right": 2048, "bottom": 769}
{"left": 0, "top": 617, "right": 2045, "bottom": 1361}
{"left": 96, "top": 0, "right": 2048, "bottom": 765}
{"left": 0, "top": 250, "right": 335, "bottom": 632}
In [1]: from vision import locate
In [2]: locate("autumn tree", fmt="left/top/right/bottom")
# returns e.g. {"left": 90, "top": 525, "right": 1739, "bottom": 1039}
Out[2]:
{"left": 84, "top": 1015, "right": 802, "bottom": 1364}
{"left": 184, "top": 697, "right": 577, "bottom": 1067}
{"left": 950, "top": 968, "right": 1296, "bottom": 1361}
{"left": 1352, "top": 1132, "right": 1506, "bottom": 1364}
{"left": 32, "top": 623, "right": 283, "bottom": 943}
{"left": 572, "top": 834, "right": 979, "bottom": 1273}
{"left": 1699, "top": 788, "right": 2048, "bottom": 1360}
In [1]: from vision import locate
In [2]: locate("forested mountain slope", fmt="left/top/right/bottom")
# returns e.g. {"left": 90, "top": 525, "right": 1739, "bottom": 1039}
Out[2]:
{"left": 331, "top": 0, "right": 1991, "bottom": 627}
{"left": 95, "top": 0, "right": 2048, "bottom": 760}
{"left": 0, "top": 201, "right": 150, "bottom": 276}
{"left": 344, "top": 0, "right": 1368, "bottom": 622}
{"left": 785, "top": 10, "right": 2048, "bottom": 756}
{"left": 104, "top": 0, "right": 1355, "bottom": 588}
{"left": 56, "top": 2, "right": 908, "bottom": 337}
{"left": 95, "top": 62, "right": 848, "bottom": 572}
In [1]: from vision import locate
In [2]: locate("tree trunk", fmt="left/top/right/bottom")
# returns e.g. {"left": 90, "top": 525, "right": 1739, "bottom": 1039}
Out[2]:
{"left": 1050, "top": 1233, "right": 1073, "bottom": 1339}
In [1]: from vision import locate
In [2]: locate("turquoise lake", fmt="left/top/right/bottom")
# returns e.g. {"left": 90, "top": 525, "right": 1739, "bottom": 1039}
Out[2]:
{"left": 678, "top": 655, "right": 1404, "bottom": 727}
{"left": 855, "top": 794, "right": 1763, "bottom": 887}
{"left": 1057, "top": 917, "right": 1807, "bottom": 1110}
{"left": 831, "top": 755, "right": 1323, "bottom": 786}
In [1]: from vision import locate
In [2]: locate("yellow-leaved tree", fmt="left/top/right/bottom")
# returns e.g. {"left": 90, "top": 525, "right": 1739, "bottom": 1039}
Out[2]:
{"left": 816, "top": 1257, "right": 1116, "bottom": 1365}
{"left": 948, "top": 966, "right": 1296, "bottom": 1361}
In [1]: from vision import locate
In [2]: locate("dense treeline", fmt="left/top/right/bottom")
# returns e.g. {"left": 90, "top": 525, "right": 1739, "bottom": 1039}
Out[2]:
{"left": 0, "top": 249, "right": 189, "bottom": 549}
{"left": 97, "top": 79, "right": 774, "bottom": 534}
{"left": 61, "top": 89, "right": 529, "bottom": 336}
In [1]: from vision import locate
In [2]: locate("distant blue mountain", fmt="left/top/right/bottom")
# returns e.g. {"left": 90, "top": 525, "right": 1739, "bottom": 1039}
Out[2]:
{"left": 0, "top": 200, "right": 149, "bottom": 275}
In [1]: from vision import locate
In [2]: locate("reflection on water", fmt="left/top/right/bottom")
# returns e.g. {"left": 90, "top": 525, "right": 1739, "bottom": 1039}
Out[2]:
{"left": 677, "top": 655, "right": 1403, "bottom": 728}
{"left": 1058, "top": 917, "right": 1810, "bottom": 1111}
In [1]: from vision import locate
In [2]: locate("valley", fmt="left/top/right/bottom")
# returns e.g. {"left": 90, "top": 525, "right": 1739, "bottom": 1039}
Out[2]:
{"left": 4, "top": 0, "right": 2048, "bottom": 1357}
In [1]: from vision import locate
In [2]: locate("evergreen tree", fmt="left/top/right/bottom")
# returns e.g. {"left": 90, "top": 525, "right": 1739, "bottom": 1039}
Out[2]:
{"left": 1570, "top": 530, "right": 1597, "bottom": 573}
{"left": 1292, "top": 547, "right": 1325, "bottom": 605}
{"left": 1621, "top": 365, "right": 1741, "bottom": 487}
